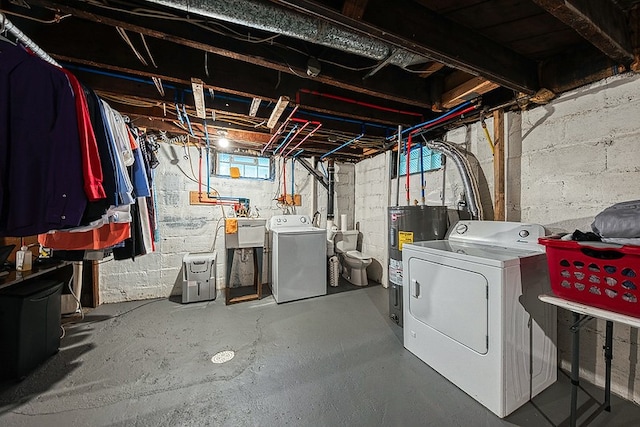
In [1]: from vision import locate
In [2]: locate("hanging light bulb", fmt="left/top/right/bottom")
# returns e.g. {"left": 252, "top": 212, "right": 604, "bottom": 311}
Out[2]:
{"left": 218, "top": 137, "right": 229, "bottom": 148}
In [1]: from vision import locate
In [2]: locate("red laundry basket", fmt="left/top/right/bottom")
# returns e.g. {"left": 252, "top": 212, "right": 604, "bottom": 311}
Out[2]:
{"left": 539, "top": 236, "right": 640, "bottom": 318}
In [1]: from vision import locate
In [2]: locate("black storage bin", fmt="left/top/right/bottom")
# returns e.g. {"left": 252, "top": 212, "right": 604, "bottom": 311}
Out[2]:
{"left": 0, "top": 280, "right": 63, "bottom": 379}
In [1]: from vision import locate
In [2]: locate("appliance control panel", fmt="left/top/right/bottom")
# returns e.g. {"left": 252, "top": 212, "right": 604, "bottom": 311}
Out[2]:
{"left": 448, "top": 220, "right": 545, "bottom": 249}
{"left": 270, "top": 214, "right": 312, "bottom": 229}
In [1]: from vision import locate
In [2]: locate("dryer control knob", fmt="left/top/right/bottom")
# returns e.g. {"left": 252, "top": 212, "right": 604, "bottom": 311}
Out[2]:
{"left": 300, "top": 216, "right": 307, "bottom": 223}
{"left": 455, "top": 224, "right": 468, "bottom": 234}
{"left": 519, "top": 230, "right": 530, "bottom": 238}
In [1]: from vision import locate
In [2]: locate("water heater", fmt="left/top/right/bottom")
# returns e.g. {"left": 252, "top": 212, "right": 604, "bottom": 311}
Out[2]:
{"left": 388, "top": 206, "right": 453, "bottom": 327}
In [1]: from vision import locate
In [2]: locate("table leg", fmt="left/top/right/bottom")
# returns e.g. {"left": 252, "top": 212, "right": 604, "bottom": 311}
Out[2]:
{"left": 604, "top": 320, "right": 613, "bottom": 412}
{"left": 570, "top": 311, "right": 580, "bottom": 427}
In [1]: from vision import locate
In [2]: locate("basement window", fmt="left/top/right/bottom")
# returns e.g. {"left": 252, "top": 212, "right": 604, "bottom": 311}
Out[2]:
{"left": 213, "top": 152, "right": 273, "bottom": 180}
{"left": 394, "top": 146, "right": 443, "bottom": 177}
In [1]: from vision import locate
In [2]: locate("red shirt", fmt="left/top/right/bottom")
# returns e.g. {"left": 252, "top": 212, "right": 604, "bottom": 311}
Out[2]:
{"left": 61, "top": 68, "right": 106, "bottom": 201}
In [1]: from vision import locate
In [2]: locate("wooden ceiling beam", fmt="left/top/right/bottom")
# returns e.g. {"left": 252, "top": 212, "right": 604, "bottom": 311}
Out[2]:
{"left": 78, "top": 71, "right": 392, "bottom": 138}
{"left": 126, "top": 112, "right": 364, "bottom": 159}
{"left": 531, "top": 0, "right": 634, "bottom": 63}
{"left": 25, "top": 0, "right": 431, "bottom": 109}
{"left": 419, "top": 62, "right": 446, "bottom": 79}
{"left": 342, "top": 0, "right": 369, "bottom": 20}
{"left": 268, "top": 0, "right": 538, "bottom": 93}
{"left": 442, "top": 77, "right": 501, "bottom": 109}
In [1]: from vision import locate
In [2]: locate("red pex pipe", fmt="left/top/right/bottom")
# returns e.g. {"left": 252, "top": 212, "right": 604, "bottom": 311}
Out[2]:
{"left": 279, "top": 121, "right": 311, "bottom": 155}
{"left": 261, "top": 105, "right": 299, "bottom": 154}
{"left": 291, "top": 117, "right": 321, "bottom": 125}
{"left": 403, "top": 104, "right": 478, "bottom": 205}
{"left": 298, "top": 88, "right": 423, "bottom": 118}
{"left": 406, "top": 134, "right": 411, "bottom": 205}
{"left": 409, "top": 105, "right": 478, "bottom": 137}
{"left": 285, "top": 123, "right": 322, "bottom": 157}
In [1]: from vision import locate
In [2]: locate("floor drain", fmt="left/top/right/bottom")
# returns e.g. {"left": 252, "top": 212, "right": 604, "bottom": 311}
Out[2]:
{"left": 211, "top": 350, "right": 235, "bottom": 364}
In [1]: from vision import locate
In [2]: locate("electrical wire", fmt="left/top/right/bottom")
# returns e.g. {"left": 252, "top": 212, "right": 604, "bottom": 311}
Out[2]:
{"left": 1, "top": 10, "right": 71, "bottom": 24}
{"left": 77, "top": 1, "right": 389, "bottom": 73}
{"left": 116, "top": 26, "right": 148, "bottom": 66}
{"left": 67, "top": 274, "right": 85, "bottom": 320}
{"left": 318, "top": 58, "right": 378, "bottom": 71}
{"left": 210, "top": 214, "right": 226, "bottom": 252}
{"left": 140, "top": 33, "right": 158, "bottom": 68}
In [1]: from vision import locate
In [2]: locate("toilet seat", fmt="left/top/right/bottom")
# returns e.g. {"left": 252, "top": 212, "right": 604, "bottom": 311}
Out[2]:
{"left": 345, "top": 250, "right": 371, "bottom": 261}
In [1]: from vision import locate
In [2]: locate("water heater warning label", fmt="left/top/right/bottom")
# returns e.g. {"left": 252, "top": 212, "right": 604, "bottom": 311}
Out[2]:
{"left": 398, "top": 231, "right": 413, "bottom": 250}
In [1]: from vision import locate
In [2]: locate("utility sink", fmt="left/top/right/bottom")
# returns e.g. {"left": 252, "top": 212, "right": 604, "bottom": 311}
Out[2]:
{"left": 224, "top": 218, "right": 266, "bottom": 248}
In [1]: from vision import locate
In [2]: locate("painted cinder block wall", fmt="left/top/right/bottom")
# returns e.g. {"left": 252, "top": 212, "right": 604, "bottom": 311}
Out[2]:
{"left": 517, "top": 73, "right": 640, "bottom": 405}
{"left": 99, "top": 148, "right": 354, "bottom": 302}
{"left": 357, "top": 72, "right": 640, "bottom": 404}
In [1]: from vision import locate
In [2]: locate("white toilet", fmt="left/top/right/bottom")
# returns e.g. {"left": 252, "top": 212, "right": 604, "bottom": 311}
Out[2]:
{"left": 334, "top": 230, "right": 372, "bottom": 286}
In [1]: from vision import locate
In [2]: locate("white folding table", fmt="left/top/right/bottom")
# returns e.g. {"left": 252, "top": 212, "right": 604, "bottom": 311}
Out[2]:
{"left": 538, "top": 294, "right": 640, "bottom": 427}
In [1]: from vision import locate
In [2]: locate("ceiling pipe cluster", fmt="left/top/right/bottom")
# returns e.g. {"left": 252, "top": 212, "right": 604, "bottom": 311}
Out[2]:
{"left": 261, "top": 108, "right": 322, "bottom": 158}
{"left": 296, "top": 89, "right": 424, "bottom": 119}
{"left": 145, "top": 0, "right": 430, "bottom": 69}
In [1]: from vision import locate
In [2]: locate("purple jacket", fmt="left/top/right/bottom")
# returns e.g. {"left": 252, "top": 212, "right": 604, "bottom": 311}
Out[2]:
{"left": 0, "top": 41, "right": 87, "bottom": 236}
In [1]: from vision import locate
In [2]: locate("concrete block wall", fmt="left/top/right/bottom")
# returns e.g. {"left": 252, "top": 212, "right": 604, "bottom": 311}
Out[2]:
{"left": 355, "top": 72, "right": 640, "bottom": 404}
{"left": 355, "top": 153, "right": 390, "bottom": 285}
{"left": 313, "top": 161, "right": 355, "bottom": 230}
{"left": 334, "top": 162, "right": 356, "bottom": 230}
{"left": 516, "top": 73, "right": 640, "bottom": 404}
{"left": 99, "top": 147, "right": 340, "bottom": 303}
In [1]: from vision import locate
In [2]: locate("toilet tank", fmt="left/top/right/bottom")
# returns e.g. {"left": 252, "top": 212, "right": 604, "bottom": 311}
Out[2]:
{"left": 335, "top": 230, "right": 359, "bottom": 253}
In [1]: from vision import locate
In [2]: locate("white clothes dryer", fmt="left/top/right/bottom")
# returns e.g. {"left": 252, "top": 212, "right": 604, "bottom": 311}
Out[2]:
{"left": 270, "top": 215, "right": 327, "bottom": 303}
{"left": 403, "top": 220, "right": 557, "bottom": 418}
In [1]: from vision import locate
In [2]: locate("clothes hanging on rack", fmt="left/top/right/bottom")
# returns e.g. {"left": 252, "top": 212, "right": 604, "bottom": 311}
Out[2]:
{"left": 61, "top": 68, "right": 106, "bottom": 201}
{"left": 0, "top": 41, "right": 87, "bottom": 237}
{"left": 0, "top": 17, "right": 159, "bottom": 261}
{"left": 38, "top": 222, "right": 131, "bottom": 251}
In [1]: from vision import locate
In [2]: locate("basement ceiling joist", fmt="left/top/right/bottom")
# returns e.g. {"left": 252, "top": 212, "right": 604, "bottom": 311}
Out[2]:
{"left": 267, "top": 0, "right": 539, "bottom": 93}
{"left": 2, "top": 0, "right": 639, "bottom": 161}
{"left": 531, "top": 0, "right": 634, "bottom": 63}
{"left": 24, "top": 0, "right": 434, "bottom": 109}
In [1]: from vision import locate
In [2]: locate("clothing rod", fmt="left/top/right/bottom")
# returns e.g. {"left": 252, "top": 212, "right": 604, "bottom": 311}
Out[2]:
{"left": 0, "top": 12, "right": 60, "bottom": 67}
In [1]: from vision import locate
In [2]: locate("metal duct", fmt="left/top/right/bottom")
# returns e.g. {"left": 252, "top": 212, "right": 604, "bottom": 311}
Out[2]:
{"left": 146, "top": 0, "right": 429, "bottom": 68}
{"left": 422, "top": 138, "right": 484, "bottom": 220}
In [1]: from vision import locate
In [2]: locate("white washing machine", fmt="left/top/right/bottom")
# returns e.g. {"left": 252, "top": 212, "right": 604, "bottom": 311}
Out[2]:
{"left": 270, "top": 215, "right": 327, "bottom": 303}
{"left": 403, "top": 220, "right": 557, "bottom": 418}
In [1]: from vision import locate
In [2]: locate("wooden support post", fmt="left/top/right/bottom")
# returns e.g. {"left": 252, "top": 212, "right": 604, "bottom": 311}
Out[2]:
{"left": 493, "top": 109, "right": 505, "bottom": 221}
{"left": 92, "top": 260, "right": 100, "bottom": 307}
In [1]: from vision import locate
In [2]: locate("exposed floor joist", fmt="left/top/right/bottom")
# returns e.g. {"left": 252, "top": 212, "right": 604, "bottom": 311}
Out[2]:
{"left": 26, "top": 0, "right": 433, "bottom": 109}
{"left": 269, "top": 0, "right": 539, "bottom": 94}
{"left": 442, "top": 77, "right": 501, "bottom": 109}
{"left": 341, "top": 0, "right": 369, "bottom": 20}
{"left": 532, "top": 0, "right": 634, "bottom": 63}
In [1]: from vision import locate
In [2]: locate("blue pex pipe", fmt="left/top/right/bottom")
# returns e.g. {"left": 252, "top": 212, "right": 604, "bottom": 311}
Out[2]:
{"left": 386, "top": 100, "right": 474, "bottom": 140}
{"left": 62, "top": 63, "right": 397, "bottom": 131}
{"left": 273, "top": 125, "right": 298, "bottom": 155}
{"left": 203, "top": 118, "right": 212, "bottom": 197}
{"left": 320, "top": 133, "right": 364, "bottom": 159}
{"left": 291, "top": 158, "right": 295, "bottom": 199}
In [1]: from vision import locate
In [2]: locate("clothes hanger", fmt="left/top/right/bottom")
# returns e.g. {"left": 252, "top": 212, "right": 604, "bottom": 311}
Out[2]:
{"left": 0, "top": 14, "right": 17, "bottom": 46}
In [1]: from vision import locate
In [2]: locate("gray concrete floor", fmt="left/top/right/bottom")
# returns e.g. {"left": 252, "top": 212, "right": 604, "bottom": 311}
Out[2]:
{"left": 1, "top": 286, "right": 640, "bottom": 426}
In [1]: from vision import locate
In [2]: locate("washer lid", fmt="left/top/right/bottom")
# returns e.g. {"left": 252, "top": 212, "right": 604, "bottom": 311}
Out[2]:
{"left": 404, "top": 240, "right": 544, "bottom": 267}
{"left": 272, "top": 226, "right": 325, "bottom": 235}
